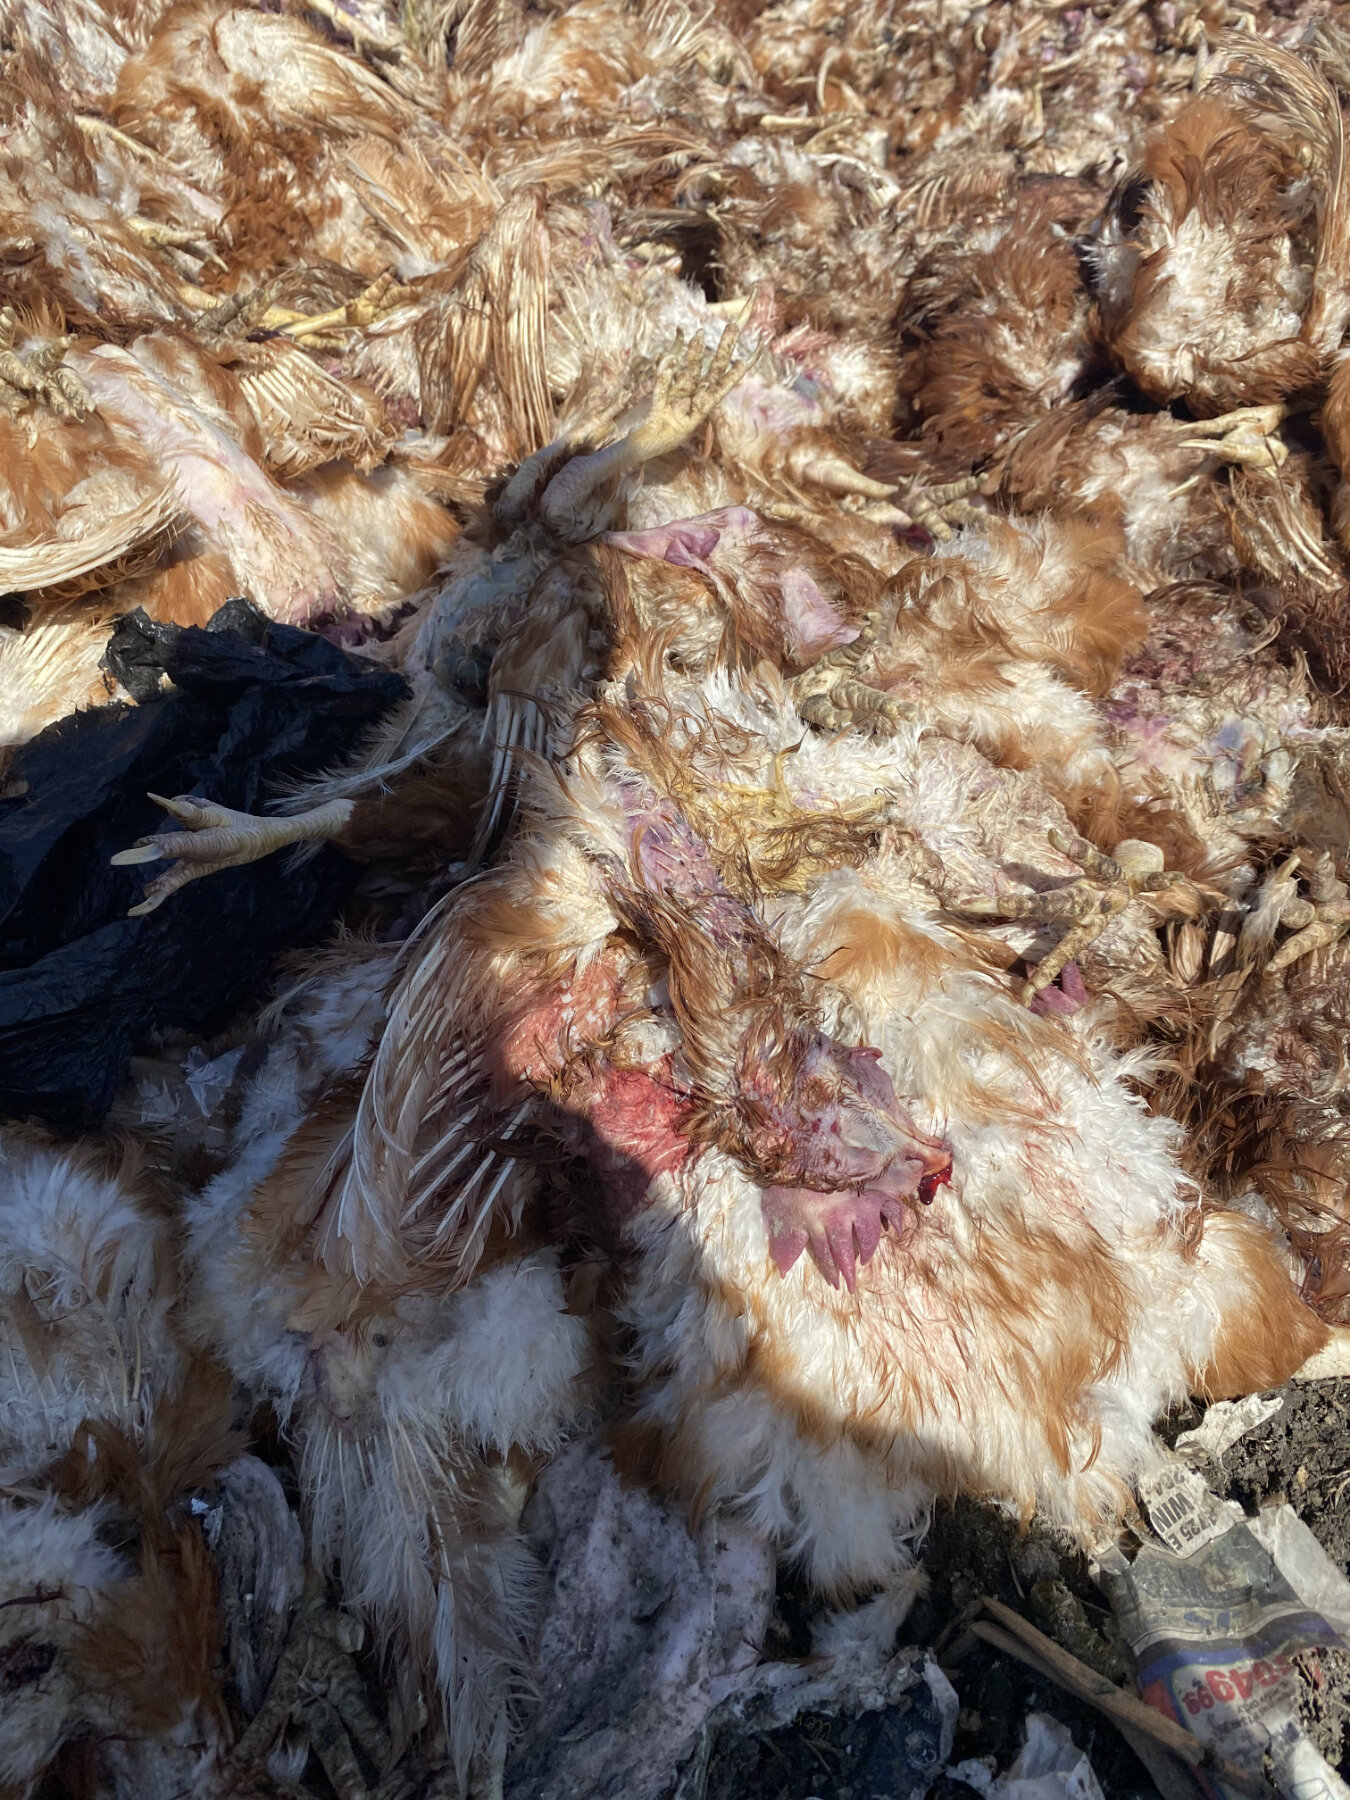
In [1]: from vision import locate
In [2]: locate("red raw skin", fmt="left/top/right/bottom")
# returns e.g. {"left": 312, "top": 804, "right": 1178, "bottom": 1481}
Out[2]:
{"left": 563, "top": 1058, "right": 697, "bottom": 1232}
{"left": 487, "top": 954, "right": 696, "bottom": 1229}
{"left": 490, "top": 951, "right": 630, "bottom": 1093}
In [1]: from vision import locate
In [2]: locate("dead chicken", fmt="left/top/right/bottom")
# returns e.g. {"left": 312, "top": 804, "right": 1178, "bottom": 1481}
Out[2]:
{"left": 181, "top": 937, "right": 595, "bottom": 1789}
{"left": 896, "top": 178, "right": 1104, "bottom": 483}
{"left": 1093, "top": 35, "right": 1350, "bottom": 420}
{"left": 325, "top": 662, "right": 1324, "bottom": 1643}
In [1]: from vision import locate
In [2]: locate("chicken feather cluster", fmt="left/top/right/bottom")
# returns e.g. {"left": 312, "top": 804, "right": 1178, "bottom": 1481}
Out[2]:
{"left": 5, "top": 0, "right": 1350, "bottom": 1795}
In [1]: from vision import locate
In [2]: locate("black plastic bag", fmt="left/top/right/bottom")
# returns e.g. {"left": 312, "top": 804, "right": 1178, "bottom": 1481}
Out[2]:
{"left": 0, "top": 599, "right": 407, "bottom": 1130}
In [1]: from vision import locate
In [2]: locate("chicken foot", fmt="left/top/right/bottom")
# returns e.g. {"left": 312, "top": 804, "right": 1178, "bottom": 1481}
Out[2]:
{"left": 1259, "top": 851, "right": 1350, "bottom": 975}
{"left": 899, "top": 473, "right": 988, "bottom": 541}
{"left": 1174, "top": 401, "right": 1290, "bottom": 474}
{"left": 278, "top": 271, "right": 409, "bottom": 342}
{"left": 125, "top": 215, "right": 226, "bottom": 270}
{"left": 792, "top": 609, "right": 914, "bottom": 736}
{"left": 785, "top": 447, "right": 899, "bottom": 503}
{"left": 111, "top": 793, "right": 355, "bottom": 915}
{"left": 0, "top": 309, "right": 91, "bottom": 420}
{"left": 949, "top": 828, "right": 1200, "bottom": 1005}
{"left": 232, "top": 1575, "right": 391, "bottom": 1800}
{"left": 537, "top": 321, "right": 759, "bottom": 540}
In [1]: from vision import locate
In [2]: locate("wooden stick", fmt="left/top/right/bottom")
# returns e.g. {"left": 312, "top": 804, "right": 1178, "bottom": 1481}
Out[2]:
{"left": 975, "top": 1598, "right": 1275, "bottom": 1799}
{"left": 1116, "top": 1721, "right": 1207, "bottom": 1800}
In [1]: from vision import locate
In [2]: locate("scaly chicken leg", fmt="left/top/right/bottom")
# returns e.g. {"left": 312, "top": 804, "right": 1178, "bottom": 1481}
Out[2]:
{"left": 232, "top": 1574, "right": 390, "bottom": 1800}
{"left": 537, "top": 323, "right": 758, "bottom": 540}
{"left": 899, "top": 473, "right": 988, "bottom": 541}
{"left": 111, "top": 793, "right": 355, "bottom": 915}
{"left": 792, "top": 608, "right": 914, "bottom": 736}
{"left": 950, "top": 828, "right": 1212, "bottom": 1005}
{"left": 0, "top": 309, "right": 92, "bottom": 420}
{"left": 1244, "top": 850, "right": 1350, "bottom": 975}
{"left": 111, "top": 325, "right": 760, "bottom": 912}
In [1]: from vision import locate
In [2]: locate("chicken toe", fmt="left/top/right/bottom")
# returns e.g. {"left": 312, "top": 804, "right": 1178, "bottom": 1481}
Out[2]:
{"left": 795, "top": 670, "right": 913, "bottom": 736}
{"left": 0, "top": 308, "right": 91, "bottom": 420}
{"left": 111, "top": 792, "right": 355, "bottom": 915}
{"left": 1175, "top": 402, "right": 1291, "bottom": 474}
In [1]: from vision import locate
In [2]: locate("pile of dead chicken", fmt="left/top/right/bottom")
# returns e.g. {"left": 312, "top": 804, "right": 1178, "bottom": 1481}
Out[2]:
{"left": 5, "top": 0, "right": 1350, "bottom": 1794}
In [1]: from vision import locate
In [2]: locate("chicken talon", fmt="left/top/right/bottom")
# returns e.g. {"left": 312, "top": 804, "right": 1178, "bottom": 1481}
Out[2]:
{"left": 797, "top": 694, "right": 840, "bottom": 729}
{"left": 1257, "top": 851, "right": 1350, "bottom": 973}
{"left": 108, "top": 842, "right": 168, "bottom": 866}
{"left": 126, "top": 860, "right": 232, "bottom": 916}
{"left": 953, "top": 831, "right": 1204, "bottom": 1006}
{"left": 901, "top": 474, "right": 988, "bottom": 540}
{"left": 632, "top": 321, "right": 754, "bottom": 458}
{"left": 143, "top": 791, "right": 245, "bottom": 830}
{"left": 1171, "top": 402, "right": 1290, "bottom": 473}
{"left": 111, "top": 792, "right": 355, "bottom": 914}
{"left": 793, "top": 667, "right": 912, "bottom": 737}
{"left": 1265, "top": 921, "right": 1342, "bottom": 974}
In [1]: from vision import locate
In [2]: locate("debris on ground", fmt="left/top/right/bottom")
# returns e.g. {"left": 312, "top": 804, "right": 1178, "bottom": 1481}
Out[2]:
{"left": 950, "top": 1713, "right": 1107, "bottom": 1800}
{"left": 1100, "top": 1503, "right": 1350, "bottom": 1800}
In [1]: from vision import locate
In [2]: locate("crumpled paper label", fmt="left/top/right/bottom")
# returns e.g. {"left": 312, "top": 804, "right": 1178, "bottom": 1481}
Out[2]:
{"left": 1137, "top": 1458, "right": 1245, "bottom": 1558}
{"left": 1174, "top": 1395, "right": 1285, "bottom": 1464}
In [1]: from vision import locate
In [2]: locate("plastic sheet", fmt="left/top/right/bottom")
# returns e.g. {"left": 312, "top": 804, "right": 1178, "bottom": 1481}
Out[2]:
{"left": 0, "top": 599, "right": 406, "bottom": 1129}
{"left": 951, "top": 1714, "right": 1107, "bottom": 1800}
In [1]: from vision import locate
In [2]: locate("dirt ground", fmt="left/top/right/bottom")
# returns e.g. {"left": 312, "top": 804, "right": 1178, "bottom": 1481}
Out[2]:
{"left": 706, "top": 1377, "right": 1350, "bottom": 1800}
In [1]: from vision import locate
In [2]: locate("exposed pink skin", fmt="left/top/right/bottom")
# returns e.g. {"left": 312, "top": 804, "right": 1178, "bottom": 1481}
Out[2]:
{"left": 619, "top": 776, "right": 751, "bottom": 952}
{"left": 606, "top": 775, "right": 954, "bottom": 1287}
{"left": 73, "top": 342, "right": 344, "bottom": 623}
{"left": 778, "top": 563, "right": 858, "bottom": 661}
{"left": 762, "top": 1156, "right": 953, "bottom": 1291}
{"left": 755, "top": 1043, "right": 952, "bottom": 1290}
{"left": 743, "top": 1040, "right": 949, "bottom": 1190}
{"left": 607, "top": 511, "right": 750, "bottom": 568}
{"left": 490, "top": 949, "right": 631, "bottom": 1095}
{"left": 1028, "top": 960, "right": 1088, "bottom": 1018}
{"left": 607, "top": 507, "right": 858, "bottom": 663}
{"left": 486, "top": 934, "right": 696, "bottom": 1230}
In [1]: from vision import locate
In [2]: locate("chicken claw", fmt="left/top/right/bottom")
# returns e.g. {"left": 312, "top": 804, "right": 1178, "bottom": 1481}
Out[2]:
{"left": 111, "top": 792, "right": 355, "bottom": 916}
{"left": 279, "top": 270, "right": 408, "bottom": 341}
{"left": 1259, "top": 851, "right": 1350, "bottom": 975}
{"left": 949, "top": 828, "right": 1206, "bottom": 1006}
{"left": 0, "top": 308, "right": 91, "bottom": 421}
{"left": 796, "top": 672, "right": 913, "bottom": 735}
{"left": 900, "top": 473, "right": 986, "bottom": 541}
{"left": 1173, "top": 402, "right": 1290, "bottom": 475}
{"left": 125, "top": 215, "right": 226, "bottom": 270}
{"left": 626, "top": 321, "right": 760, "bottom": 464}
{"left": 793, "top": 609, "right": 913, "bottom": 736}
{"left": 232, "top": 1575, "right": 390, "bottom": 1800}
